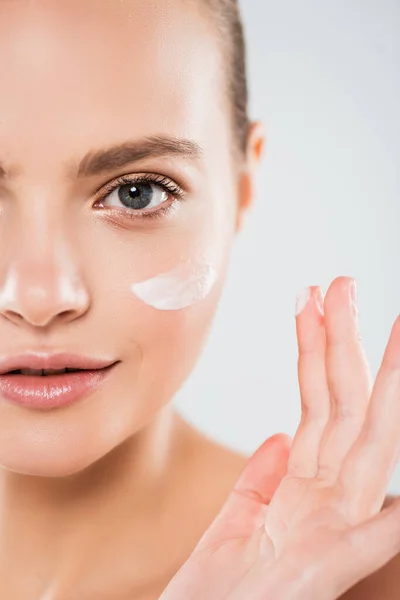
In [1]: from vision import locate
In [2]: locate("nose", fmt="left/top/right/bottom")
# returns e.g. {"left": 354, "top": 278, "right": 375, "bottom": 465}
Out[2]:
{"left": 0, "top": 244, "right": 90, "bottom": 330}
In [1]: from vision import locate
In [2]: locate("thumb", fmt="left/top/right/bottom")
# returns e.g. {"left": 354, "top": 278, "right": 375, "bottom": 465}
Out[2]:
{"left": 196, "top": 433, "right": 292, "bottom": 551}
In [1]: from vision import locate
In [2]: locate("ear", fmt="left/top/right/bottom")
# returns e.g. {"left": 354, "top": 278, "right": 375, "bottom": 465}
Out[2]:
{"left": 235, "top": 120, "right": 265, "bottom": 232}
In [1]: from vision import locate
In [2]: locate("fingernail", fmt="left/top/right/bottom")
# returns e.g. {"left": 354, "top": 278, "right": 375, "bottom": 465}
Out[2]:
{"left": 350, "top": 280, "right": 358, "bottom": 316}
{"left": 295, "top": 287, "right": 311, "bottom": 316}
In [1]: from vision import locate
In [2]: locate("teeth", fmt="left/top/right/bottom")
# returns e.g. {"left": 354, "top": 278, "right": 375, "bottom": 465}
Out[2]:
{"left": 20, "top": 369, "right": 44, "bottom": 376}
{"left": 44, "top": 369, "right": 68, "bottom": 375}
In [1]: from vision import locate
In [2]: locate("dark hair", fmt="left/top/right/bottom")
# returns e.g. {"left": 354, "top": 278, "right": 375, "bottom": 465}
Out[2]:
{"left": 204, "top": 0, "right": 250, "bottom": 158}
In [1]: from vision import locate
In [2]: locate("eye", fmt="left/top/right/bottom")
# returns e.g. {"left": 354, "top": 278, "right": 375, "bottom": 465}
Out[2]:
{"left": 94, "top": 174, "right": 186, "bottom": 222}
{"left": 101, "top": 179, "right": 169, "bottom": 212}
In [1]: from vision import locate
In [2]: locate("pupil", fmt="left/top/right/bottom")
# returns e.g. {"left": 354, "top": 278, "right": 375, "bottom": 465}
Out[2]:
{"left": 118, "top": 182, "right": 153, "bottom": 210}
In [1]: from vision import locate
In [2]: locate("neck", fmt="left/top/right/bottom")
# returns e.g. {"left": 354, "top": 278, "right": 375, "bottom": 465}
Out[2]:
{"left": 0, "top": 404, "right": 190, "bottom": 599}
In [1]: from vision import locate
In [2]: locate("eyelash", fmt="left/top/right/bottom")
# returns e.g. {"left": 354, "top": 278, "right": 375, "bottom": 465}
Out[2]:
{"left": 95, "top": 173, "right": 186, "bottom": 221}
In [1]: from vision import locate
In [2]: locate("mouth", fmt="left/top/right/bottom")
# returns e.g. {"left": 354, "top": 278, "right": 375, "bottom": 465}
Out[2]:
{"left": 0, "top": 353, "right": 118, "bottom": 376}
{"left": 7, "top": 368, "right": 89, "bottom": 376}
{"left": 0, "top": 354, "right": 119, "bottom": 409}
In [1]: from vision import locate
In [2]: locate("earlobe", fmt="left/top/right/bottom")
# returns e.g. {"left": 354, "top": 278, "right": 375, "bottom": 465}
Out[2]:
{"left": 235, "top": 121, "right": 266, "bottom": 233}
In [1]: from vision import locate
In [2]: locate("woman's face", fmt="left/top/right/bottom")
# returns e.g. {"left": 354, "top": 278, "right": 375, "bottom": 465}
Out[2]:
{"left": 0, "top": 0, "right": 260, "bottom": 476}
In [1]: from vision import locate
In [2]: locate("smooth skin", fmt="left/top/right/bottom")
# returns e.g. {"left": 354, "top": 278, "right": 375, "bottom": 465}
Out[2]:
{"left": 0, "top": 1, "right": 398, "bottom": 599}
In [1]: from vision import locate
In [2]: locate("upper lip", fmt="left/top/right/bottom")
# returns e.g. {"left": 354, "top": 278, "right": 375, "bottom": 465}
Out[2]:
{"left": 0, "top": 353, "right": 118, "bottom": 375}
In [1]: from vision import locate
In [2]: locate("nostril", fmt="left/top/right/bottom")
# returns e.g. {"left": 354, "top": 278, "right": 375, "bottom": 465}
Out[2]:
{"left": 57, "top": 307, "right": 88, "bottom": 324}
{"left": 59, "top": 309, "right": 75, "bottom": 319}
{"left": 3, "top": 310, "right": 24, "bottom": 324}
{"left": 2, "top": 307, "right": 77, "bottom": 328}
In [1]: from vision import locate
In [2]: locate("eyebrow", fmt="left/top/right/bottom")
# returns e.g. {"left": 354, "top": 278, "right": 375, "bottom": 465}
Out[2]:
{"left": 0, "top": 135, "right": 204, "bottom": 181}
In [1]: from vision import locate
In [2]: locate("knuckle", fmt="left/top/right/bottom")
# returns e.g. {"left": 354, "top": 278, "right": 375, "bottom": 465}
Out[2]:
{"left": 326, "top": 336, "right": 362, "bottom": 351}
{"left": 301, "top": 406, "right": 330, "bottom": 424}
{"left": 287, "top": 462, "right": 316, "bottom": 478}
{"left": 334, "top": 405, "right": 364, "bottom": 423}
{"left": 316, "top": 464, "right": 339, "bottom": 484}
{"left": 327, "top": 394, "right": 365, "bottom": 423}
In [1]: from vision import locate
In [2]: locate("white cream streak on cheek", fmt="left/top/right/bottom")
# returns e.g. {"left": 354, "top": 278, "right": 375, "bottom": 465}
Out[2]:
{"left": 130, "top": 262, "right": 218, "bottom": 310}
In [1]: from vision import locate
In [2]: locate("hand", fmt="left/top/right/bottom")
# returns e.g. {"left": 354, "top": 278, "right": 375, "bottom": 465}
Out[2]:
{"left": 159, "top": 276, "right": 400, "bottom": 600}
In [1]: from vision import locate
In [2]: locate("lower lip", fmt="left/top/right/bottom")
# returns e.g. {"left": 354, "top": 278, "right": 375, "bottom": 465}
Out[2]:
{"left": 0, "top": 365, "right": 117, "bottom": 410}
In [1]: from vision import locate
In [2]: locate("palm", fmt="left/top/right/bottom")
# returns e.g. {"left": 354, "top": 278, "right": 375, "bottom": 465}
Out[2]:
{"left": 160, "top": 440, "right": 353, "bottom": 599}
{"left": 160, "top": 278, "right": 400, "bottom": 600}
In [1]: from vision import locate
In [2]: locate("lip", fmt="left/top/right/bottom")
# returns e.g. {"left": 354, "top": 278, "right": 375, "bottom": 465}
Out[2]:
{"left": 0, "top": 352, "right": 116, "bottom": 375}
{"left": 0, "top": 353, "right": 119, "bottom": 410}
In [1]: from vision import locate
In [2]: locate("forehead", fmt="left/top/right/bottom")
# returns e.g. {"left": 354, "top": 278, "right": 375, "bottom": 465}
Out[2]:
{"left": 0, "top": 0, "right": 228, "bottom": 179}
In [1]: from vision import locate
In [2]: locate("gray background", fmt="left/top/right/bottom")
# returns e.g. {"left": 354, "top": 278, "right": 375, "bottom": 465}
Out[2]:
{"left": 174, "top": 1, "right": 400, "bottom": 493}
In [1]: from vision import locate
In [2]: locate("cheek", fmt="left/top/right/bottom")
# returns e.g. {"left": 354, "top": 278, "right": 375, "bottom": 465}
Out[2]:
{"left": 87, "top": 203, "right": 234, "bottom": 400}
{"left": 122, "top": 227, "right": 228, "bottom": 365}
{"left": 91, "top": 192, "right": 235, "bottom": 321}
{"left": 131, "top": 262, "right": 218, "bottom": 310}
{"left": 129, "top": 261, "right": 227, "bottom": 416}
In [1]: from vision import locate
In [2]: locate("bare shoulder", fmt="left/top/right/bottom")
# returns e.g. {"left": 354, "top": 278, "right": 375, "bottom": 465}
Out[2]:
{"left": 339, "top": 495, "right": 400, "bottom": 600}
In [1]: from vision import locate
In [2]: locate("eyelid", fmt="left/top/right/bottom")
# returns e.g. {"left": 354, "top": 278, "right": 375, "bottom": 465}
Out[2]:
{"left": 98, "top": 172, "right": 186, "bottom": 201}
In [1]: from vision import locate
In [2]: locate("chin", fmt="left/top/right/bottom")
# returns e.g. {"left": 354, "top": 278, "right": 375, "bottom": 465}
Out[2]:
{"left": 0, "top": 425, "right": 127, "bottom": 478}
{"left": 0, "top": 389, "right": 143, "bottom": 479}
{"left": 0, "top": 446, "right": 104, "bottom": 478}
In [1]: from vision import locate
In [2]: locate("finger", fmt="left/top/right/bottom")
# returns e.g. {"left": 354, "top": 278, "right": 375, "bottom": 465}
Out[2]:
{"left": 310, "top": 497, "right": 400, "bottom": 600}
{"left": 317, "top": 277, "right": 373, "bottom": 483}
{"left": 339, "top": 314, "right": 400, "bottom": 518}
{"left": 195, "top": 433, "right": 291, "bottom": 551}
{"left": 287, "top": 286, "right": 330, "bottom": 478}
